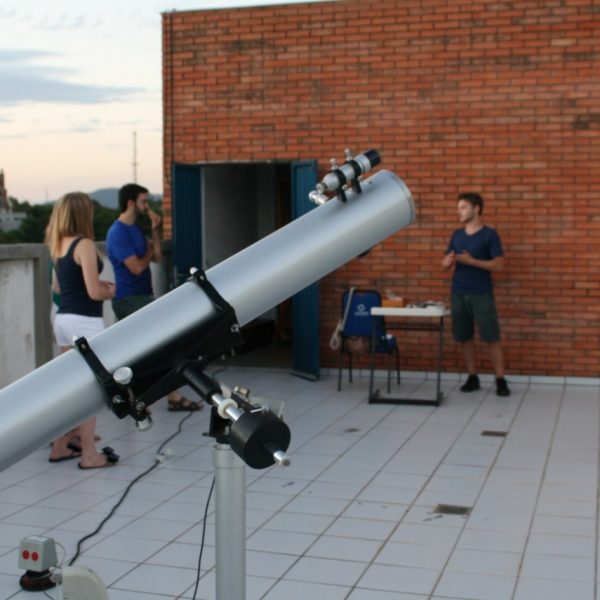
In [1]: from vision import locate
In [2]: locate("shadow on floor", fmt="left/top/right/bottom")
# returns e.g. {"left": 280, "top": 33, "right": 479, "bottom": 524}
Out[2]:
{"left": 216, "top": 342, "right": 293, "bottom": 369}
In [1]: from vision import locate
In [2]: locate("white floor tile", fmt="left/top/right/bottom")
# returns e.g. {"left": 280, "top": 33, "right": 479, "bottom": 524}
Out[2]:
{"left": 307, "top": 535, "right": 381, "bottom": 562}
{"left": 146, "top": 540, "right": 215, "bottom": 571}
{"left": 445, "top": 547, "right": 521, "bottom": 577}
{"left": 357, "top": 484, "right": 420, "bottom": 504}
{"left": 0, "top": 572, "right": 23, "bottom": 598}
{"left": 71, "top": 555, "right": 139, "bottom": 587}
{"left": 341, "top": 499, "right": 408, "bottom": 522}
{"left": 358, "top": 563, "right": 439, "bottom": 595}
{"left": 375, "top": 541, "right": 451, "bottom": 570}
{"left": 456, "top": 527, "right": 528, "bottom": 553}
{"left": 111, "top": 563, "right": 197, "bottom": 596}
{"left": 113, "top": 516, "right": 193, "bottom": 541}
{"left": 348, "top": 590, "right": 427, "bottom": 600}
{"left": 0, "top": 502, "right": 26, "bottom": 520}
{"left": 262, "top": 511, "right": 333, "bottom": 535}
{"left": 465, "top": 509, "right": 533, "bottom": 532}
{"left": 325, "top": 516, "right": 397, "bottom": 541}
{"left": 301, "top": 479, "right": 364, "bottom": 499}
{"left": 531, "top": 514, "right": 596, "bottom": 537}
{"left": 390, "top": 522, "right": 462, "bottom": 548}
{"left": 105, "top": 591, "right": 173, "bottom": 600}
{"left": 245, "top": 550, "right": 297, "bottom": 578}
{"left": 284, "top": 494, "right": 349, "bottom": 516}
{"left": 262, "top": 579, "right": 349, "bottom": 600}
{"left": 520, "top": 553, "right": 594, "bottom": 582}
{"left": 284, "top": 556, "right": 365, "bottom": 586}
{"left": 83, "top": 534, "right": 167, "bottom": 562}
{"left": 0, "top": 371, "right": 598, "bottom": 598}
{"left": 513, "top": 577, "right": 593, "bottom": 600}
{"left": 434, "top": 571, "right": 516, "bottom": 600}
{"left": 526, "top": 532, "right": 595, "bottom": 557}
{"left": 246, "top": 529, "right": 317, "bottom": 555}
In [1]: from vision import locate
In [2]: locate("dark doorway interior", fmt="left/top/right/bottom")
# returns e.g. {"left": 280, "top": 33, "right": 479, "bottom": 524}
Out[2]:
{"left": 202, "top": 163, "right": 293, "bottom": 368}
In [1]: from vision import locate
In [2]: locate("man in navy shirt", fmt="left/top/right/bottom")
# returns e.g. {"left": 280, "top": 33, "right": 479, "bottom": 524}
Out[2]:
{"left": 106, "top": 183, "right": 202, "bottom": 411}
{"left": 442, "top": 193, "right": 510, "bottom": 397}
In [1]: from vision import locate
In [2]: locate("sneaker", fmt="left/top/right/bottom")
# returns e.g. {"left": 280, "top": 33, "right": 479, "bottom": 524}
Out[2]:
{"left": 460, "top": 374, "right": 480, "bottom": 392}
{"left": 496, "top": 377, "right": 511, "bottom": 397}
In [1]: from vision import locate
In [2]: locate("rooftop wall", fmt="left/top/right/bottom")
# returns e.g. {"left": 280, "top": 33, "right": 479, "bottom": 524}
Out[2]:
{"left": 162, "top": 0, "right": 600, "bottom": 377}
{"left": 0, "top": 245, "right": 53, "bottom": 388}
{"left": 0, "top": 244, "right": 171, "bottom": 390}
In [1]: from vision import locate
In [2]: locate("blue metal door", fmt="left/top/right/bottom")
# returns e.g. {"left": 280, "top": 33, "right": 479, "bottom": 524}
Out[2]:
{"left": 291, "top": 160, "right": 320, "bottom": 380}
{"left": 172, "top": 163, "right": 202, "bottom": 285}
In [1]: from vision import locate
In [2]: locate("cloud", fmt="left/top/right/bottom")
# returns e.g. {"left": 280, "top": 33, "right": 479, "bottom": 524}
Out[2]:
{"left": 0, "top": 6, "right": 104, "bottom": 32}
{"left": 0, "top": 48, "right": 139, "bottom": 105}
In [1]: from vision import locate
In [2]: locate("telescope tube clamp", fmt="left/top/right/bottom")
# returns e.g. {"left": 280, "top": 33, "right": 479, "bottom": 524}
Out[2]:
{"left": 73, "top": 336, "right": 138, "bottom": 421}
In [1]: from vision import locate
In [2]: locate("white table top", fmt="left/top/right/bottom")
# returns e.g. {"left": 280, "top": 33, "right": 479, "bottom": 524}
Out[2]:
{"left": 371, "top": 306, "right": 450, "bottom": 317}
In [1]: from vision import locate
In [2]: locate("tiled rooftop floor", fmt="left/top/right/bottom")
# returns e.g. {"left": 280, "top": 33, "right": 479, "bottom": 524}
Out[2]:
{"left": 0, "top": 368, "right": 599, "bottom": 599}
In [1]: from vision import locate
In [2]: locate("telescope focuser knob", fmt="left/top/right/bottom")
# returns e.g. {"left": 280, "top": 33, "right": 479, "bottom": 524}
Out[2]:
{"left": 113, "top": 367, "right": 133, "bottom": 386}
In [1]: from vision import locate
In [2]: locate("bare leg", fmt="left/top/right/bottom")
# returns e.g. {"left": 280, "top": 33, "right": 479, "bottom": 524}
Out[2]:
{"left": 461, "top": 339, "right": 477, "bottom": 374}
{"left": 49, "top": 346, "right": 107, "bottom": 466}
{"left": 49, "top": 432, "right": 77, "bottom": 461}
{"left": 167, "top": 390, "right": 202, "bottom": 410}
{"left": 77, "top": 417, "right": 109, "bottom": 468}
{"left": 488, "top": 342, "right": 505, "bottom": 378}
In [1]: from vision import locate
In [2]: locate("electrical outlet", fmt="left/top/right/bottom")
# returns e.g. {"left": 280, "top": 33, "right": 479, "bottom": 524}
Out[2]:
{"left": 18, "top": 536, "right": 58, "bottom": 572}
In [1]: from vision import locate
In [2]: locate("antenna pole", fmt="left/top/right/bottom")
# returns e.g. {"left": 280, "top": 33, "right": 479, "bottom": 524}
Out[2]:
{"left": 132, "top": 131, "right": 138, "bottom": 183}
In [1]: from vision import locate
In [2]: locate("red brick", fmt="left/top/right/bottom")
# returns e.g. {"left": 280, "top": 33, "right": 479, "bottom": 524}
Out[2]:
{"left": 162, "top": 1, "right": 600, "bottom": 377}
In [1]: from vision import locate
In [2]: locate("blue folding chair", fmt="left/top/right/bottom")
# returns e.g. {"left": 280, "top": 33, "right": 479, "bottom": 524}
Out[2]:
{"left": 337, "top": 289, "right": 400, "bottom": 392}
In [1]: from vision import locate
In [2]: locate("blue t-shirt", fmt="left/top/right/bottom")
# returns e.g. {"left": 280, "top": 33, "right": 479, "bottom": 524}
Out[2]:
{"left": 106, "top": 220, "right": 152, "bottom": 299}
{"left": 446, "top": 226, "right": 503, "bottom": 294}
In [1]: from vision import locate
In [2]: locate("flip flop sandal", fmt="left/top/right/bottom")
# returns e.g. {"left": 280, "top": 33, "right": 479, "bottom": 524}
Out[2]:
{"left": 67, "top": 443, "right": 119, "bottom": 463}
{"left": 101, "top": 446, "right": 120, "bottom": 463}
{"left": 78, "top": 458, "right": 115, "bottom": 470}
{"left": 49, "top": 450, "right": 81, "bottom": 463}
{"left": 168, "top": 397, "right": 203, "bottom": 412}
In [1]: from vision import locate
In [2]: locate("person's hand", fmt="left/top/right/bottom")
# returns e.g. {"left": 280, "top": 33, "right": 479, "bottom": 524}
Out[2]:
{"left": 454, "top": 250, "right": 473, "bottom": 265}
{"left": 102, "top": 281, "right": 116, "bottom": 299}
{"left": 442, "top": 251, "right": 455, "bottom": 269}
{"left": 148, "top": 209, "right": 162, "bottom": 231}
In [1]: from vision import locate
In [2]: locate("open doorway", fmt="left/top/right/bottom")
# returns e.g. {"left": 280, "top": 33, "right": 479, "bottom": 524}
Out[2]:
{"left": 172, "top": 159, "right": 319, "bottom": 375}
{"left": 202, "top": 162, "right": 292, "bottom": 368}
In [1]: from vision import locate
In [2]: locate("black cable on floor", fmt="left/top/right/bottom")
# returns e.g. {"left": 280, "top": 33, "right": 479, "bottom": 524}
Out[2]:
{"left": 68, "top": 410, "right": 196, "bottom": 566}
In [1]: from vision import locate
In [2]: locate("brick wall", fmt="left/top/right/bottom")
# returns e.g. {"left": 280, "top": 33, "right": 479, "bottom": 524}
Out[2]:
{"left": 162, "top": 0, "right": 600, "bottom": 377}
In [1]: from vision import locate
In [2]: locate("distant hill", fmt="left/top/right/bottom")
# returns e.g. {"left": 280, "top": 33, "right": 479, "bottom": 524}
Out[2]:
{"left": 88, "top": 188, "right": 162, "bottom": 210}
{"left": 89, "top": 188, "right": 119, "bottom": 209}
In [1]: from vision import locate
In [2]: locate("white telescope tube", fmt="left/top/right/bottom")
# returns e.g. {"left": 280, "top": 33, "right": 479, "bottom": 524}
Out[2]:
{"left": 0, "top": 169, "right": 415, "bottom": 472}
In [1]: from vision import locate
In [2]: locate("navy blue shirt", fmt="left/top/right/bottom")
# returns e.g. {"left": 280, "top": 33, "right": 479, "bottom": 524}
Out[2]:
{"left": 55, "top": 237, "right": 104, "bottom": 317}
{"left": 446, "top": 226, "right": 503, "bottom": 294}
{"left": 106, "top": 220, "right": 152, "bottom": 299}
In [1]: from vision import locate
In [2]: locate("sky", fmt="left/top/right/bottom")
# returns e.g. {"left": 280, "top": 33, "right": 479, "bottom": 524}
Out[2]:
{"left": 0, "top": 0, "right": 323, "bottom": 203}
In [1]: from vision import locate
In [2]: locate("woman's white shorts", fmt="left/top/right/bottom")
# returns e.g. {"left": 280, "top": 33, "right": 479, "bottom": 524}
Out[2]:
{"left": 53, "top": 313, "right": 105, "bottom": 348}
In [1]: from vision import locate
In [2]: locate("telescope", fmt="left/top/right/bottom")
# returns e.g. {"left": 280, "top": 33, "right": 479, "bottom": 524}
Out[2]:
{"left": 0, "top": 150, "right": 415, "bottom": 599}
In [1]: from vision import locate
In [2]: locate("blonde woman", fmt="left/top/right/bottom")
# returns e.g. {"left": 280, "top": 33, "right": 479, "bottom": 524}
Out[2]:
{"left": 46, "top": 192, "right": 118, "bottom": 469}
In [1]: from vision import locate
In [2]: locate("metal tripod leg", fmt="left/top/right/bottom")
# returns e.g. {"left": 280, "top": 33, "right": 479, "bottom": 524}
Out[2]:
{"left": 213, "top": 442, "right": 246, "bottom": 600}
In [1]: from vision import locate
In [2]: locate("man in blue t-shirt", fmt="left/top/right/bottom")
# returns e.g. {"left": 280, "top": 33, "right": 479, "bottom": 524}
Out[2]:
{"left": 442, "top": 192, "right": 510, "bottom": 397}
{"left": 106, "top": 183, "right": 202, "bottom": 412}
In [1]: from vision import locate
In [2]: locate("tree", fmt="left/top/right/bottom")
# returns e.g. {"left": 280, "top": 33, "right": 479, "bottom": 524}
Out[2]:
{"left": 91, "top": 201, "right": 119, "bottom": 241}
{"left": 0, "top": 198, "right": 149, "bottom": 244}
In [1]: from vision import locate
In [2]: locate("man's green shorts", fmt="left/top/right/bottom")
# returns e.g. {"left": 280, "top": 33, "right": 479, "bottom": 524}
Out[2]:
{"left": 112, "top": 294, "right": 154, "bottom": 321}
{"left": 451, "top": 292, "right": 501, "bottom": 343}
